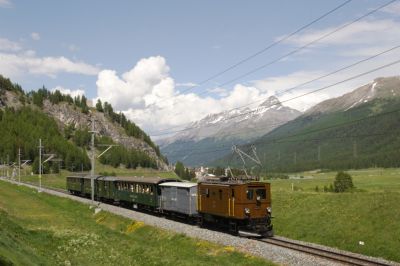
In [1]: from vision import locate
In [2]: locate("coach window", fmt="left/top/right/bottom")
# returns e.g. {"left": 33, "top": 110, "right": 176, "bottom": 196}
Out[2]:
{"left": 150, "top": 186, "right": 154, "bottom": 195}
{"left": 205, "top": 188, "right": 210, "bottom": 198}
{"left": 219, "top": 189, "right": 222, "bottom": 200}
{"left": 246, "top": 189, "right": 254, "bottom": 200}
{"left": 130, "top": 184, "right": 134, "bottom": 192}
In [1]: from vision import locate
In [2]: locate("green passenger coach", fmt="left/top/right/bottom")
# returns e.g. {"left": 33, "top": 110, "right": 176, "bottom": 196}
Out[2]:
{"left": 66, "top": 175, "right": 179, "bottom": 210}
{"left": 113, "top": 176, "right": 178, "bottom": 210}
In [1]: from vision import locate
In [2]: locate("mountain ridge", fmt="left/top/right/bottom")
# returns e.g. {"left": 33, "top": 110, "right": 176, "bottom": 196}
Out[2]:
{"left": 159, "top": 96, "right": 301, "bottom": 166}
{"left": 213, "top": 76, "right": 400, "bottom": 172}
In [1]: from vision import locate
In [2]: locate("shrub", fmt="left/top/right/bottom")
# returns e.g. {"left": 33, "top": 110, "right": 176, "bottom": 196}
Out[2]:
{"left": 333, "top": 171, "right": 354, "bottom": 192}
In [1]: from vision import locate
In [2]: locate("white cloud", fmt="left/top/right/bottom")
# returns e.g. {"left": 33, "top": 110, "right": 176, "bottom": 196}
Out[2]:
{"left": 96, "top": 54, "right": 400, "bottom": 135}
{"left": 0, "top": 0, "right": 11, "bottom": 8}
{"left": 96, "top": 14, "right": 400, "bottom": 136}
{"left": 284, "top": 19, "right": 400, "bottom": 48}
{"left": 96, "top": 56, "right": 273, "bottom": 133}
{"left": 207, "top": 87, "right": 228, "bottom": 97}
{"left": 0, "top": 37, "right": 22, "bottom": 52}
{"left": 96, "top": 56, "right": 173, "bottom": 110}
{"left": 31, "top": 32, "right": 40, "bottom": 41}
{"left": 51, "top": 86, "right": 85, "bottom": 98}
{"left": 381, "top": 2, "right": 400, "bottom": 15}
{"left": 0, "top": 51, "right": 100, "bottom": 78}
{"left": 176, "top": 82, "right": 197, "bottom": 88}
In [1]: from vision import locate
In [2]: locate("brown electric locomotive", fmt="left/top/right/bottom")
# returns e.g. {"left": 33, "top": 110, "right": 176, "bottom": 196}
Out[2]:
{"left": 197, "top": 179, "right": 273, "bottom": 237}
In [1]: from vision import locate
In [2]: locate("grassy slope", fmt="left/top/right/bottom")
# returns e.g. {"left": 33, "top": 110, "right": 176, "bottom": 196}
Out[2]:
{"left": 267, "top": 168, "right": 400, "bottom": 262}
{"left": 0, "top": 180, "right": 274, "bottom": 266}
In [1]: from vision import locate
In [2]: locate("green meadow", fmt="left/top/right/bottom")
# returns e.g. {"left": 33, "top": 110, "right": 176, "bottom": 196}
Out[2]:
{"left": 7, "top": 166, "right": 400, "bottom": 262}
{"left": 0, "top": 180, "right": 274, "bottom": 266}
{"left": 266, "top": 168, "right": 400, "bottom": 262}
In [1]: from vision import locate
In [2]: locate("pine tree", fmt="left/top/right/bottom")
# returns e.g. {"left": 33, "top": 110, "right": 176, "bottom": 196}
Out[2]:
{"left": 96, "top": 99, "right": 103, "bottom": 112}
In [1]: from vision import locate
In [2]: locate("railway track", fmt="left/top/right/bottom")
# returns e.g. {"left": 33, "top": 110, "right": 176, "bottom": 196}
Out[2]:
{"left": 2, "top": 178, "right": 398, "bottom": 266}
{"left": 261, "top": 237, "right": 393, "bottom": 266}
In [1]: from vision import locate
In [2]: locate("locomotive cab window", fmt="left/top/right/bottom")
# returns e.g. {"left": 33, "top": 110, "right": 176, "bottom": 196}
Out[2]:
{"left": 246, "top": 189, "right": 254, "bottom": 200}
{"left": 256, "top": 188, "right": 266, "bottom": 200}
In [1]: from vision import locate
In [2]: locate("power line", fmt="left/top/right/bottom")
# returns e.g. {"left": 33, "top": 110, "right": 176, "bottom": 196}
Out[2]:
{"left": 146, "top": 1, "right": 353, "bottom": 111}
{"left": 150, "top": 53, "right": 400, "bottom": 136}
{"left": 199, "top": 0, "right": 398, "bottom": 94}
{"left": 159, "top": 91, "right": 391, "bottom": 148}
{"left": 166, "top": 105, "right": 400, "bottom": 159}
{"left": 147, "top": 0, "right": 396, "bottom": 136}
{"left": 181, "top": 0, "right": 354, "bottom": 94}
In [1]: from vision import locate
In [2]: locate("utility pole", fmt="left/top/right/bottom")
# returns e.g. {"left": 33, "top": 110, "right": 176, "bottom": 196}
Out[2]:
{"left": 88, "top": 115, "right": 115, "bottom": 204}
{"left": 294, "top": 151, "right": 297, "bottom": 165}
{"left": 89, "top": 117, "right": 97, "bottom": 203}
{"left": 18, "top": 148, "right": 21, "bottom": 183}
{"left": 318, "top": 145, "right": 321, "bottom": 161}
{"left": 6, "top": 154, "right": 9, "bottom": 178}
{"left": 39, "top": 139, "right": 43, "bottom": 191}
{"left": 353, "top": 140, "right": 357, "bottom": 158}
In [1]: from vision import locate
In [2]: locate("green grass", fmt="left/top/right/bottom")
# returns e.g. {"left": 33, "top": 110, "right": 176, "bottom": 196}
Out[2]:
{"left": 0, "top": 180, "right": 274, "bottom": 266}
{"left": 266, "top": 168, "right": 400, "bottom": 262}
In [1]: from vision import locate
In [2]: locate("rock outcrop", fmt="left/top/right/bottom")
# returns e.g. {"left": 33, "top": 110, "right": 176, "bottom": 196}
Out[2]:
{"left": 42, "top": 100, "right": 168, "bottom": 170}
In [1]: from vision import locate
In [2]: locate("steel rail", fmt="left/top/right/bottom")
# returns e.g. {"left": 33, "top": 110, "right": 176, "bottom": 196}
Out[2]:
{"left": 261, "top": 237, "right": 394, "bottom": 266}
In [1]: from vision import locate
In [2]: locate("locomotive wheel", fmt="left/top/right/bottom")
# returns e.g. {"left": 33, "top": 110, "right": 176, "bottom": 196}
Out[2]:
{"left": 229, "top": 221, "right": 238, "bottom": 235}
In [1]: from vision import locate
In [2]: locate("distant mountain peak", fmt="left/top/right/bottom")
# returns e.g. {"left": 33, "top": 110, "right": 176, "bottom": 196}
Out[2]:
{"left": 305, "top": 76, "right": 400, "bottom": 116}
{"left": 259, "top": 96, "right": 281, "bottom": 107}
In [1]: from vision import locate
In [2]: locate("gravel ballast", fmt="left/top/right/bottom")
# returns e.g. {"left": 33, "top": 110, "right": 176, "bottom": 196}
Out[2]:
{"left": 2, "top": 178, "right": 398, "bottom": 266}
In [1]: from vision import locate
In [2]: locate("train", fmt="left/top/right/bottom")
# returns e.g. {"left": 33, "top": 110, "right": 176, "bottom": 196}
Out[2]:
{"left": 66, "top": 175, "right": 274, "bottom": 237}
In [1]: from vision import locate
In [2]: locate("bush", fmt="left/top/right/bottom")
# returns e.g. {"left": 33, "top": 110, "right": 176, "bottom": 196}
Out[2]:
{"left": 333, "top": 171, "right": 354, "bottom": 192}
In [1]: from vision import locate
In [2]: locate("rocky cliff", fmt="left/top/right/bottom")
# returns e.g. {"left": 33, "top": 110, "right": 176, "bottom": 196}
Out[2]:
{"left": 41, "top": 100, "right": 168, "bottom": 170}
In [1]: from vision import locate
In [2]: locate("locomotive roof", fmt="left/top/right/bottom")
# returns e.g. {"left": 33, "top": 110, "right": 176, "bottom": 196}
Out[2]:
{"left": 159, "top": 182, "right": 197, "bottom": 188}
{"left": 199, "top": 180, "right": 268, "bottom": 186}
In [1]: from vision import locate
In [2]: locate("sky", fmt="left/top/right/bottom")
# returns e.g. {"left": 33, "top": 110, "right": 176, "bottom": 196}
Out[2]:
{"left": 1, "top": 0, "right": 400, "bottom": 138}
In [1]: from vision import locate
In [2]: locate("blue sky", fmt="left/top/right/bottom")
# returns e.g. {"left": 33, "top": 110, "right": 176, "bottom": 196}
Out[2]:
{"left": 1, "top": 0, "right": 400, "bottom": 136}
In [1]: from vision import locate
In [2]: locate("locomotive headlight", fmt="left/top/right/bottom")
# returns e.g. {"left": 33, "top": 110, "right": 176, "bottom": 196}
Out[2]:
{"left": 267, "top": 207, "right": 272, "bottom": 214}
{"left": 244, "top": 208, "right": 251, "bottom": 214}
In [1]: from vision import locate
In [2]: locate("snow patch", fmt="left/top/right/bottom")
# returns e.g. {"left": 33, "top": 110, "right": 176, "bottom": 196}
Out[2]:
{"left": 371, "top": 82, "right": 377, "bottom": 92}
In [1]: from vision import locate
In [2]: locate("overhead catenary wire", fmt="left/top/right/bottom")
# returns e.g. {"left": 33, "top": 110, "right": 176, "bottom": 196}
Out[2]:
{"left": 178, "top": 0, "right": 354, "bottom": 94}
{"left": 197, "top": 0, "right": 398, "bottom": 94}
{"left": 148, "top": 0, "right": 397, "bottom": 137}
{"left": 150, "top": 51, "right": 400, "bottom": 137}
{"left": 161, "top": 97, "right": 391, "bottom": 148}
{"left": 167, "top": 106, "right": 400, "bottom": 159}
{"left": 145, "top": 1, "right": 354, "bottom": 113}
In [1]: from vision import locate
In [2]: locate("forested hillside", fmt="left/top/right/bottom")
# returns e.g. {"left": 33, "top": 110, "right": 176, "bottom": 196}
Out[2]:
{"left": 215, "top": 98, "right": 400, "bottom": 173}
{"left": 0, "top": 75, "right": 165, "bottom": 172}
{"left": 0, "top": 107, "right": 90, "bottom": 173}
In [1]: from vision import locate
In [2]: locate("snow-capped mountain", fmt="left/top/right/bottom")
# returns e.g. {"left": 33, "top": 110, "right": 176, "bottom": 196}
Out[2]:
{"left": 158, "top": 96, "right": 301, "bottom": 165}
{"left": 305, "top": 76, "right": 400, "bottom": 115}
{"left": 160, "top": 96, "right": 301, "bottom": 146}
